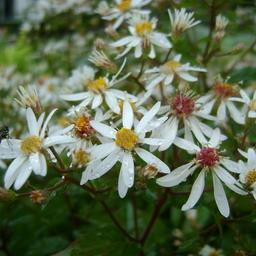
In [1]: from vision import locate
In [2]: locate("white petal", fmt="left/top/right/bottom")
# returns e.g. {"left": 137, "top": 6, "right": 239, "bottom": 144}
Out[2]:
{"left": 226, "top": 101, "right": 245, "bottom": 124}
{"left": 14, "top": 162, "right": 32, "bottom": 190}
{"left": 90, "top": 142, "right": 118, "bottom": 160}
{"left": 225, "top": 183, "right": 247, "bottom": 195}
{"left": 122, "top": 101, "right": 134, "bottom": 129}
{"left": 150, "top": 32, "right": 172, "bottom": 49}
{"left": 212, "top": 173, "right": 230, "bottom": 217}
{"left": 136, "top": 102, "right": 161, "bottom": 134}
{"left": 146, "top": 75, "right": 164, "bottom": 90}
{"left": 118, "top": 168, "right": 129, "bottom": 198}
{"left": 4, "top": 156, "right": 26, "bottom": 189}
{"left": 247, "top": 148, "right": 256, "bottom": 169}
{"left": 134, "top": 43, "right": 142, "bottom": 58}
{"left": 141, "top": 138, "right": 167, "bottom": 146}
{"left": 182, "top": 170, "right": 205, "bottom": 211}
{"left": 61, "top": 92, "right": 90, "bottom": 101}
{"left": 173, "top": 137, "right": 200, "bottom": 152}
{"left": 178, "top": 72, "right": 197, "bottom": 82}
{"left": 188, "top": 117, "right": 207, "bottom": 144}
{"left": 120, "top": 152, "right": 134, "bottom": 188}
{"left": 90, "top": 121, "right": 116, "bottom": 139}
{"left": 208, "top": 128, "right": 221, "bottom": 148}
{"left": 91, "top": 94, "right": 103, "bottom": 109}
{"left": 135, "top": 148, "right": 170, "bottom": 173}
{"left": 40, "top": 109, "right": 57, "bottom": 138}
{"left": 157, "top": 164, "right": 196, "bottom": 187}
{"left": 105, "top": 91, "right": 120, "bottom": 114}
{"left": 217, "top": 101, "right": 227, "bottom": 121}
{"left": 26, "top": 108, "right": 39, "bottom": 136}
{"left": 159, "top": 118, "right": 178, "bottom": 151}
{"left": 214, "top": 166, "right": 237, "bottom": 185}
{"left": 43, "top": 135, "right": 75, "bottom": 147}
{"left": 221, "top": 159, "right": 241, "bottom": 173}
{"left": 110, "top": 36, "right": 134, "bottom": 47}
{"left": 93, "top": 150, "right": 120, "bottom": 178}
{"left": 29, "top": 153, "right": 41, "bottom": 175}
{"left": 39, "top": 154, "right": 47, "bottom": 176}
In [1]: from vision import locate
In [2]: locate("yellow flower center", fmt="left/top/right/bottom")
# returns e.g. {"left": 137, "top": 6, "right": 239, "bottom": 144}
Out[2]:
{"left": 20, "top": 135, "right": 42, "bottom": 155}
{"left": 74, "top": 115, "right": 94, "bottom": 139}
{"left": 115, "top": 128, "right": 138, "bottom": 150}
{"left": 161, "top": 60, "right": 181, "bottom": 74}
{"left": 245, "top": 169, "right": 256, "bottom": 187}
{"left": 117, "top": 0, "right": 131, "bottom": 12}
{"left": 135, "top": 21, "right": 153, "bottom": 36}
{"left": 249, "top": 100, "right": 256, "bottom": 111}
{"left": 73, "top": 149, "right": 90, "bottom": 167}
{"left": 47, "top": 84, "right": 55, "bottom": 92}
{"left": 87, "top": 77, "right": 106, "bottom": 92}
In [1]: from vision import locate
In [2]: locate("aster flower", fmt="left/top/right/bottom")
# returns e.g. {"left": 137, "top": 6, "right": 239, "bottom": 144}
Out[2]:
{"left": 66, "top": 65, "right": 96, "bottom": 91}
{"left": 198, "top": 80, "right": 245, "bottom": 124}
{"left": 229, "top": 89, "right": 256, "bottom": 119}
{"left": 61, "top": 59, "right": 134, "bottom": 114}
{"left": 157, "top": 129, "right": 246, "bottom": 217}
{"left": 0, "top": 108, "right": 75, "bottom": 190}
{"left": 153, "top": 91, "right": 219, "bottom": 151}
{"left": 145, "top": 54, "right": 206, "bottom": 91}
{"left": 238, "top": 148, "right": 256, "bottom": 199}
{"left": 81, "top": 100, "right": 170, "bottom": 198}
{"left": 100, "top": 0, "right": 151, "bottom": 29}
{"left": 110, "top": 13, "right": 172, "bottom": 59}
{"left": 168, "top": 8, "right": 201, "bottom": 37}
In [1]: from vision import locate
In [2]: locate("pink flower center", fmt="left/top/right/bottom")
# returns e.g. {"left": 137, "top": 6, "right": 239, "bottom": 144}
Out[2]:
{"left": 171, "top": 95, "right": 195, "bottom": 117}
{"left": 213, "top": 82, "right": 234, "bottom": 98}
{"left": 196, "top": 147, "right": 219, "bottom": 168}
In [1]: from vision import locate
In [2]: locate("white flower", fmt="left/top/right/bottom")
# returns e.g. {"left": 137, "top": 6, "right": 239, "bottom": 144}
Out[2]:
{"left": 100, "top": 0, "right": 151, "bottom": 29}
{"left": 168, "top": 8, "right": 201, "bottom": 36}
{"left": 66, "top": 65, "right": 96, "bottom": 91}
{"left": 229, "top": 89, "right": 256, "bottom": 119}
{"left": 61, "top": 59, "right": 134, "bottom": 114}
{"left": 198, "top": 81, "right": 245, "bottom": 124}
{"left": 153, "top": 92, "right": 220, "bottom": 151}
{"left": 81, "top": 100, "right": 170, "bottom": 198}
{"left": 110, "top": 13, "right": 172, "bottom": 59}
{"left": 0, "top": 108, "right": 75, "bottom": 190}
{"left": 145, "top": 54, "right": 206, "bottom": 91}
{"left": 199, "top": 245, "right": 223, "bottom": 256}
{"left": 238, "top": 148, "right": 256, "bottom": 199}
{"left": 157, "top": 129, "right": 246, "bottom": 217}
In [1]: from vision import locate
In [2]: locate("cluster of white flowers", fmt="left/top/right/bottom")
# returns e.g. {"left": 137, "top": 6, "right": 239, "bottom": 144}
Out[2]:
{"left": 1, "top": 2, "right": 256, "bottom": 219}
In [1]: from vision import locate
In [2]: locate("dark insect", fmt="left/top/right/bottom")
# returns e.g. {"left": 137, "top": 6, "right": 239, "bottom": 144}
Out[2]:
{"left": 0, "top": 126, "right": 10, "bottom": 144}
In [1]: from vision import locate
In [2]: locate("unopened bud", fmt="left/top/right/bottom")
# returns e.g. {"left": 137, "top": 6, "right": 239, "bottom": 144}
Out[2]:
{"left": 15, "top": 85, "right": 42, "bottom": 114}
{"left": 88, "top": 50, "right": 117, "bottom": 73}
{"left": 30, "top": 190, "right": 47, "bottom": 204}
{"left": 95, "top": 38, "right": 106, "bottom": 50}
{"left": 105, "top": 25, "right": 118, "bottom": 39}
{"left": 140, "top": 164, "right": 158, "bottom": 179}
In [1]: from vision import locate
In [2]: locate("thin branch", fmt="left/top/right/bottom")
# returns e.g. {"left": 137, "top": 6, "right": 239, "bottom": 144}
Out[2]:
{"left": 140, "top": 189, "right": 168, "bottom": 245}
